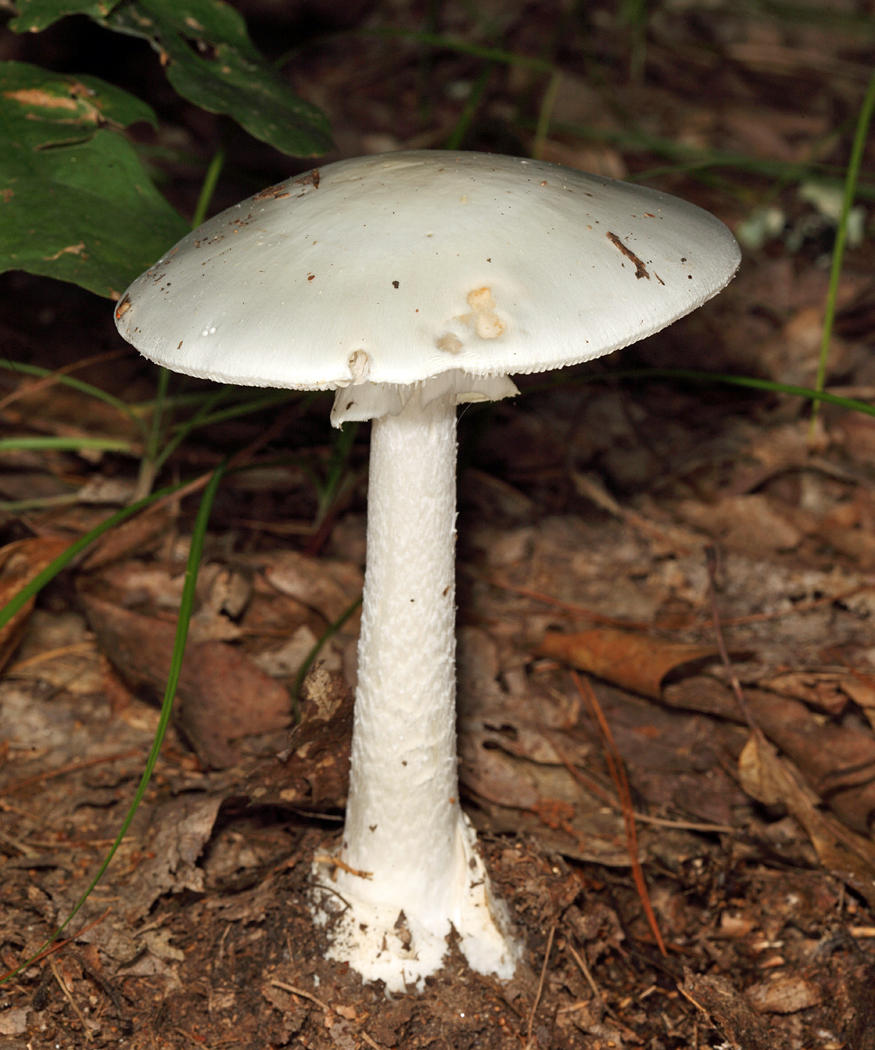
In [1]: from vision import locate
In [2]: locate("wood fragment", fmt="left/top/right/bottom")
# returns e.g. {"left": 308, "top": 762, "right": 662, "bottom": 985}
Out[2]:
{"left": 312, "top": 853, "right": 372, "bottom": 879}
{"left": 525, "top": 923, "right": 555, "bottom": 1050}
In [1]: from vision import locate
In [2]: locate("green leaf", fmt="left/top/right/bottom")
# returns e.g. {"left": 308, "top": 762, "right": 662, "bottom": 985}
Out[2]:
{"left": 8, "top": 0, "right": 119, "bottom": 32}
{"left": 0, "top": 61, "right": 189, "bottom": 298}
{"left": 106, "top": 0, "right": 332, "bottom": 157}
{"left": 10, "top": 0, "right": 332, "bottom": 156}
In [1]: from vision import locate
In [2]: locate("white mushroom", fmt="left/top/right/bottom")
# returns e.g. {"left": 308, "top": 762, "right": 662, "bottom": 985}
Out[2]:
{"left": 114, "top": 150, "right": 741, "bottom": 992}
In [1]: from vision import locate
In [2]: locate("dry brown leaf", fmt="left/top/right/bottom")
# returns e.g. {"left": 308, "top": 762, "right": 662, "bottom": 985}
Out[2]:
{"left": 264, "top": 550, "right": 361, "bottom": 622}
{"left": 96, "top": 560, "right": 252, "bottom": 642}
{"left": 80, "top": 593, "right": 291, "bottom": 768}
{"left": 81, "top": 507, "right": 172, "bottom": 570}
{"left": 0, "top": 536, "right": 70, "bottom": 673}
{"left": 677, "top": 494, "right": 803, "bottom": 555}
{"left": 1, "top": 379, "right": 140, "bottom": 446}
{"left": 461, "top": 739, "right": 636, "bottom": 867}
{"left": 666, "top": 680, "right": 875, "bottom": 834}
{"left": 841, "top": 674, "right": 875, "bottom": 732}
{"left": 539, "top": 627, "right": 717, "bottom": 700}
{"left": 738, "top": 734, "right": 875, "bottom": 908}
{"left": 760, "top": 670, "right": 848, "bottom": 716}
{"left": 746, "top": 975, "right": 822, "bottom": 1015}
{"left": 242, "top": 664, "right": 353, "bottom": 811}
{"left": 813, "top": 520, "right": 875, "bottom": 569}
{"left": 833, "top": 411, "right": 875, "bottom": 467}
{"left": 662, "top": 674, "right": 741, "bottom": 719}
{"left": 748, "top": 690, "right": 875, "bottom": 835}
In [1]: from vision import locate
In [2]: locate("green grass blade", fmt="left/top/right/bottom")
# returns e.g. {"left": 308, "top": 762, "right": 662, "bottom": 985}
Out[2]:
{"left": 313, "top": 421, "right": 358, "bottom": 528}
{"left": 0, "top": 462, "right": 226, "bottom": 982}
{"left": 0, "top": 480, "right": 190, "bottom": 631}
{"left": 363, "top": 27, "right": 554, "bottom": 73}
{"left": 608, "top": 368, "right": 875, "bottom": 419}
{"left": 153, "top": 390, "right": 296, "bottom": 476}
{"left": 810, "top": 69, "right": 875, "bottom": 430}
{"left": 0, "top": 359, "right": 144, "bottom": 431}
{"left": 532, "top": 70, "right": 562, "bottom": 160}
{"left": 0, "top": 435, "right": 133, "bottom": 453}
{"left": 546, "top": 120, "right": 875, "bottom": 198}
{"left": 191, "top": 147, "right": 226, "bottom": 229}
{"left": 445, "top": 64, "right": 494, "bottom": 150}
{"left": 143, "top": 366, "right": 170, "bottom": 467}
{"left": 0, "top": 494, "right": 79, "bottom": 512}
{"left": 134, "top": 145, "right": 229, "bottom": 498}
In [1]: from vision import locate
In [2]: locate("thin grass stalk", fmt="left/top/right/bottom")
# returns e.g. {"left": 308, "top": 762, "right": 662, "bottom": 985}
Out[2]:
{"left": 445, "top": 64, "right": 494, "bottom": 150}
{"left": 191, "top": 148, "right": 226, "bottom": 229}
{"left": 0, "top": 436, "right": 132, "bottom": 453}
{"left": 134, "top": 146, "right": 228, "bottom": 500}
{"left": 0, "top": 463, "right": 227, "bottom": 985}
{"left": 532, "top": 70, "right": 562, "bottom": 160}
{"left": 810, "top": 69, "right": 875, "bottom": 434}
{"left": 0, "top": 360, "right": 143, "bottom": 429}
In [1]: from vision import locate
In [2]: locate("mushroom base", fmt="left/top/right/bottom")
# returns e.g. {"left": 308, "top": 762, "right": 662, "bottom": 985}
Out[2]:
{"left": 311, "top": 813, "right": 519, "bottom": 993}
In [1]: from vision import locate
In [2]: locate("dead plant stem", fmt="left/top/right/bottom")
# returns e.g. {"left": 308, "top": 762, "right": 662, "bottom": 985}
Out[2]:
{"left": 49, "top": 957, "right": 93, "bottom": 1041}
{"left": 572, "top": 671, "right": 668, "bottom": 957}
{"left": 526, "top": 922, "right": 556, "bottom": 1049}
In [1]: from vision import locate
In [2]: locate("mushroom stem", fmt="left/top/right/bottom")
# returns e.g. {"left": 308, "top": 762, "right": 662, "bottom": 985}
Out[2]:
{"left": 313, "top": 383, "right": 518, "bottom": 991}
{"left": 345, "top": 387, "right": 461, "bottom": 898}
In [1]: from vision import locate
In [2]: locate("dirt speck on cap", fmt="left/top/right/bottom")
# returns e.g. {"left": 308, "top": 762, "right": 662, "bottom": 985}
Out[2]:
{"left": 606, "top": 231, "right": 650, "bottom": 280}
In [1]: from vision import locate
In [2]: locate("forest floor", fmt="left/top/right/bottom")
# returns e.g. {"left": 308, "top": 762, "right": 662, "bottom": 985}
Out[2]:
{"left": 1, "top": 2, "right": 874, "bottom": 1048}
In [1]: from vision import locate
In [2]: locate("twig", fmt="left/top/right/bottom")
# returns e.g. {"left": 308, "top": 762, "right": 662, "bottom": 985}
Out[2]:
{"left": 0, "top": 349, "right": 126, "bottom": 414}
{"left": 110, "top": 403, "right": 297, "bottom": 528}
{"left": 49, "top": 957, "right": 93, "bottom": 1041}
{"left": 704, "top": 545, "right": 758, "bottom": 733}
{"left": 573, "top": 672, "right": 667, "bottom": 958}
{"left": 2, "top": 751, "right": 142, "bottom": 794}
{"left": 549, "top": 731, "right": 732, "bottom": 834}
{"left": 676, "top": 981, "right": 707, "bottom": 1014}
{"left": 565, "top": 944, "right": 638, "bottom": 1036}
{"left": 566, "top": 943, "right": 601, "bottom": 1001}
{"left": 526, "top": 922, "right": 556, "bottom": 1048}
{"left": 271, "top": 980, "right": 385, "bottom": 1049}
{"left": 0, "top": 907, "right": 112, "bottom": 983}
{"left": 271, "top": 979, "right": 332, "bottom": 1011}
{"left": 312, "top": 853, "right": 372, "bottom": 879}
{"left": 309, "top": 881, "right": 353, "bottom": 913}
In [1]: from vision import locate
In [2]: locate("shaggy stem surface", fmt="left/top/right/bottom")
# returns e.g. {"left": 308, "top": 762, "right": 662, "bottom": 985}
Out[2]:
{"left": 313, "top": 384, "right": 518, "bottom": 991}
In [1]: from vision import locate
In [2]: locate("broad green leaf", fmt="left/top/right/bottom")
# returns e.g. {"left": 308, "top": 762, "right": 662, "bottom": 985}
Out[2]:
{"left": 0, "top": 61, "right": 189, "bottom": 298}
{"left": 9, "top": 0, "right": 120, "bottom": 31}
{"left": 103, "top": 0, "right": 332, "bottom": 157}
{"left": 11, "top": 0, "right": 333, "bottom": 157}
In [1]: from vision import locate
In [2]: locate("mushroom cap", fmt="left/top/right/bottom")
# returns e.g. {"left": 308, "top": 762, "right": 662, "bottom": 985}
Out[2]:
{"left": 114, "top": 151, "right": 740, "bottom": 389}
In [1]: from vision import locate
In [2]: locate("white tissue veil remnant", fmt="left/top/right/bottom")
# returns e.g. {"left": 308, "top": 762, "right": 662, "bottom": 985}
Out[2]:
{"left": 329, "top": 368, "right": 519, "bottom": 425}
